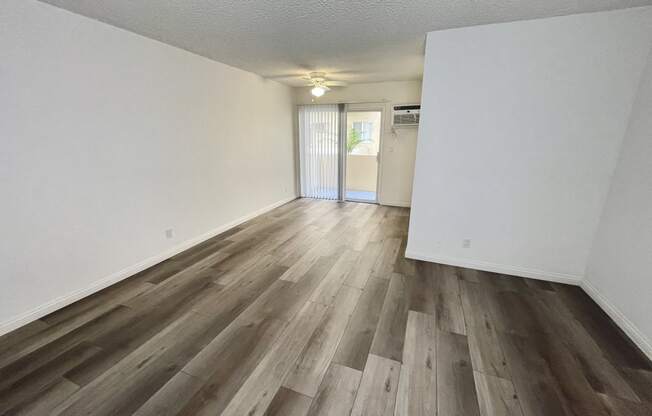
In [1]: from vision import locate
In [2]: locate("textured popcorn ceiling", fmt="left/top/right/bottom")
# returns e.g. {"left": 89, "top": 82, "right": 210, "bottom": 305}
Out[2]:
{"left": 40, "top": 0, "right": 652, "bottom": 85}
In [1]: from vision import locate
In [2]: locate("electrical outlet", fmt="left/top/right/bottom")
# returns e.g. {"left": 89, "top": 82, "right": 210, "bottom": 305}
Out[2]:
{"left": 462, "top": 239, "right": 471, "bottom": 248}
{"left": 165, "top": 228, "right": 175, "bottom": 239}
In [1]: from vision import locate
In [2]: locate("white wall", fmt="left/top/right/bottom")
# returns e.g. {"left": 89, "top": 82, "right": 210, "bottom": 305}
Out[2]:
{"left": 295, "top": 81, "right": 422, "bottom": 207}
{"left": 0, "top": 0, "right": 296, "bottom": 334}
{"left": 584, "top": 49, "right": 652, "bottom": 358}
{"left": 407, "top": 7, "right": 652, "bottom": 283}
{"left": 346, "top": 156, "right": 378, "bottom": 192}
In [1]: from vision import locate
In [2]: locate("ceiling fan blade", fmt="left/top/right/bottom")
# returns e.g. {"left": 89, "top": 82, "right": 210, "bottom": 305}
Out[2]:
{"left": 324, "top": 81, "right": 347, "bottom": 87}
{"left": 264, "top": 73, "right": 310, "bottom": 80}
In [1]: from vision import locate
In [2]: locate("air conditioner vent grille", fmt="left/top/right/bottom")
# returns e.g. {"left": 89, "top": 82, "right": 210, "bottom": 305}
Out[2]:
{"left": 393, "top": 113, "right": 420, "bottom": 125}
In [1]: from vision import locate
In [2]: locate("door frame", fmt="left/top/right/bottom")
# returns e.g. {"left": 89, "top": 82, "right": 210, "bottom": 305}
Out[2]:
{"left": 343, "top": 103, "right": 385, "bottom": 204}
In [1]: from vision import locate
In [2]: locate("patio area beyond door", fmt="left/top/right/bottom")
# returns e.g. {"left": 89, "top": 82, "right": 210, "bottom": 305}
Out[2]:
{"left": 345, "top": 110, "right": 381, "bottom": 203}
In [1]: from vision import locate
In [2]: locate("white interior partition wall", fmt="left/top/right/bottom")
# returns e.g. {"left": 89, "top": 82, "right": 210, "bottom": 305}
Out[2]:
{"left": 298, "top": 104, "right": 341, "bottom": 199}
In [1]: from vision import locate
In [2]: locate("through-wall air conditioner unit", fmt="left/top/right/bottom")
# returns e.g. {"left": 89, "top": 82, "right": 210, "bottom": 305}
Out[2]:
{"left": 392, "top": 104, "right": 420, "bottom": 127}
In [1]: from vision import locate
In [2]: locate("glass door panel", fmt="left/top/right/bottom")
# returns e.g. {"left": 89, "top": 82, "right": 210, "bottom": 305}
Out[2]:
{"left": 345, "top": 111, "right": 381, "bottom": 203}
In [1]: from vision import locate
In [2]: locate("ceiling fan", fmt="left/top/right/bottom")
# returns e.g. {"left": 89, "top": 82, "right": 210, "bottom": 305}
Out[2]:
{"left": 302, "top": 72, "right": 347, "bottom": 97}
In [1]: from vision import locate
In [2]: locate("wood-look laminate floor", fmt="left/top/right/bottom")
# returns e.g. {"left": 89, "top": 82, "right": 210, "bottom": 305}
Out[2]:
{"left": 1, "top": 198, "right": 651, "bottom": 416}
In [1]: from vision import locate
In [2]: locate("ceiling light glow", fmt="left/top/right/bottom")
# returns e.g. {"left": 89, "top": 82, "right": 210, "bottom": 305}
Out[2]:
{"left": 311, "top": 86, "right": 326, "bottom": 97}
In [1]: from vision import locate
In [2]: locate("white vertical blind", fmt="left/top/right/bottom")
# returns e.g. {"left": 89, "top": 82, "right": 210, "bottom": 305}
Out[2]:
{"left": 298, "top": 105, "right": 340, "bottom": 199}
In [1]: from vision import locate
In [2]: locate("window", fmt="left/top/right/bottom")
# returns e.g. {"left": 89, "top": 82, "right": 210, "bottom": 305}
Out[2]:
{"left": 352, "top": 121, "right": 373, "bottom": 142}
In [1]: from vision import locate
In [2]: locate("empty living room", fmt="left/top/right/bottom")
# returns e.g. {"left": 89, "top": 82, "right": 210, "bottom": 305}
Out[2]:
{"left": 3, "top": 1, "right": 652, "bottom": 415}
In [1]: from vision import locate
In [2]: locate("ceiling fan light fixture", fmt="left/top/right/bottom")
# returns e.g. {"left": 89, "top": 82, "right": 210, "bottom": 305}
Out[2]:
{"left": 311, "top": 86, "right": 326, "bottom": 97}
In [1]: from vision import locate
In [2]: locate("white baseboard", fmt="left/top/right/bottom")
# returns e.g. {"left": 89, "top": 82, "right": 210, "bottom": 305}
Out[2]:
{"left": 0, "top": 196, "right": 297, "bottom": 337}
{"left": 380, "top": 199, "right": 411, "bottom": 208}
{"left": 580, "top": 280, "right": 652, "bottom": 361}
{"left": 405, "top": 250, "right": 582, "bottom": 285}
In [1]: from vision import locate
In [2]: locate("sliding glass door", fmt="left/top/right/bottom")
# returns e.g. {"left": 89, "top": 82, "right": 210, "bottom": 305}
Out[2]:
{"left": 345, "top": 110, "right": 381, "bottom": 203}
{"left": 298, "top": 104, "right": 342, "bottom": 199}
{"left": 298, "top": 103, "right": 383, "bottom": 203}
